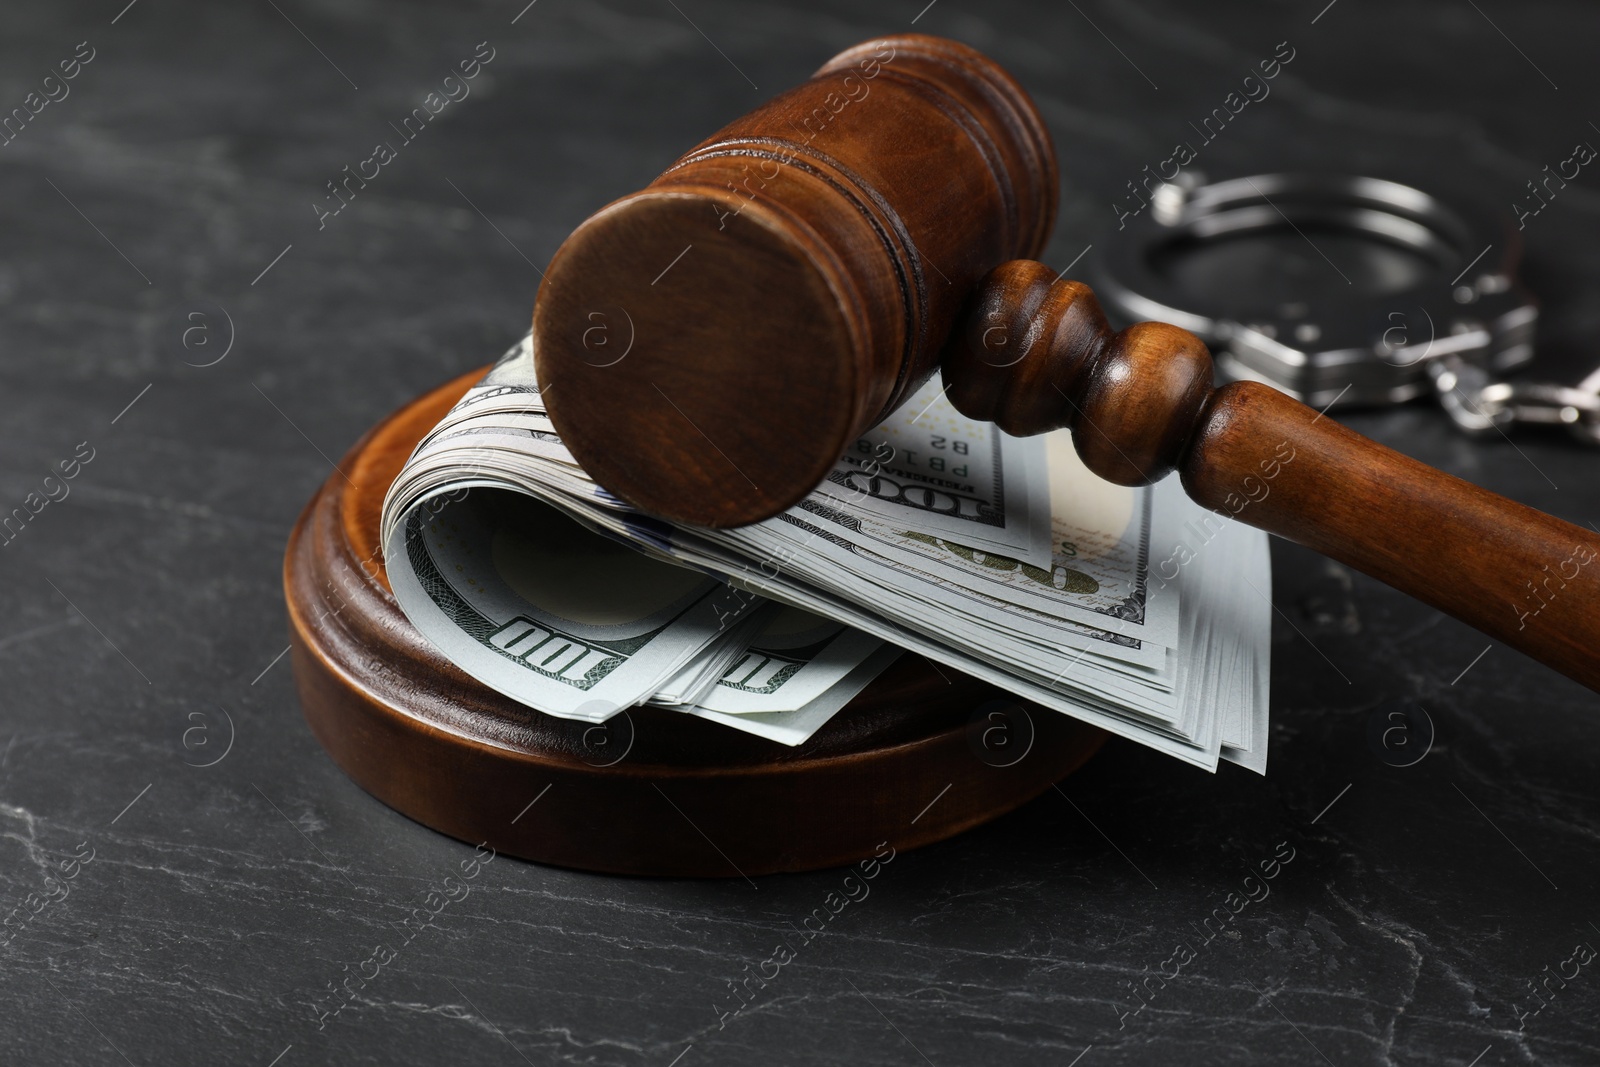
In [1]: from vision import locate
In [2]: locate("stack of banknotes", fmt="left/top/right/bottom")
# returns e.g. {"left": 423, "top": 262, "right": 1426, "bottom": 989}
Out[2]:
{"left": 380, "top": 337, "right": 1272, "bottom": 772}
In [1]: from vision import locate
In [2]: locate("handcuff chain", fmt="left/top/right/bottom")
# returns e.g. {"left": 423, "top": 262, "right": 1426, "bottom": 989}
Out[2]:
{"left": 1425, "top": 353, "right": 1600, "bottom": 447}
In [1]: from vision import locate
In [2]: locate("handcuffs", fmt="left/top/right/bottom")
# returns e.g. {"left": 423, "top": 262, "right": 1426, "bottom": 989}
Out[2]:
{"left": 1093, "top": 172, "right": 1600, "bottom": 446}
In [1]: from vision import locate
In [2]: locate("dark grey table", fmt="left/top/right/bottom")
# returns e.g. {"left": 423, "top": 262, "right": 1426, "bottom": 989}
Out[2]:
{"left": 2, "top": 1, "right": 1597, "bottom": 1064}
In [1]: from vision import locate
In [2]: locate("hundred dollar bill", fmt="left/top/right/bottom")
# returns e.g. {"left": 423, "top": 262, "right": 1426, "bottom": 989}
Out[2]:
{"left": 693, "top": 603, "right": 885, "bottom": 715}
{"left": 682, "top": 644, "right": 904, "bottom": 745}
{"left": 767, "top": 431, "right": 1179, "bottom": 650}
{"left": 388, "top": 490, "right": 743, "bottom": 721}
{"left": 816, "top": 374, "right": 1053, "bottom": 569}
{"left": 649, "top": 603, "right": 777, "bottom": 707}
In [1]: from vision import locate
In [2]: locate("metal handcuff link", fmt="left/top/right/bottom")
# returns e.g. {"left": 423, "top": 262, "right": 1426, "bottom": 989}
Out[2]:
{"left": 1093, "top": 173, "right": 1600, "bottom": 446}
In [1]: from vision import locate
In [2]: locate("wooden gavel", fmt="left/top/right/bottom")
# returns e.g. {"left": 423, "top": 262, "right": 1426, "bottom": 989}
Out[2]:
{"left": 533, "top": 33, "right": 1600, "bottom": 693}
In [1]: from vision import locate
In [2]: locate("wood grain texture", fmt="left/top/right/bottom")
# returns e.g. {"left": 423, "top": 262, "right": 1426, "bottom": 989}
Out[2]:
{"left": 534, "top": 33, "right": 1056, "bottom": 528}
{"left": 1181, "top": 381, "right": 1600, "bottom": 692}
{"left": 284, "top": 371, "right": 1106, "bottom": 877}
{"left": 944, "top": 264, "right": 1600, "bottom": 692}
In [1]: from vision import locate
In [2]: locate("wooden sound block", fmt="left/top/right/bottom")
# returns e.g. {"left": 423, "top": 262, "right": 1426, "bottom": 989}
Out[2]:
{"left": 283, "top": 370, "right": 1107, "bottom": 877}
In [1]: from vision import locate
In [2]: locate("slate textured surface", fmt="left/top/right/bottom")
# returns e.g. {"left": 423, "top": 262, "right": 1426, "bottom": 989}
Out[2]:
{"left": 1, "top": 1, "right": 1598, "bottom": 1064}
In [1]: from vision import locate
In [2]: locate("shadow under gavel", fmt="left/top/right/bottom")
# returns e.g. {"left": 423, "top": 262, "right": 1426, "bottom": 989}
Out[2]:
{"left": 532, "top": 33, "right": 1600, "bottom": 694}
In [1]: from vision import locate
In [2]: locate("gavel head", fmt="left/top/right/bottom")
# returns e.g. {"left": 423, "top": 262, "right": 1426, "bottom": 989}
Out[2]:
{"left": 532, "top": 34, "right": 1057, "bottom": 527}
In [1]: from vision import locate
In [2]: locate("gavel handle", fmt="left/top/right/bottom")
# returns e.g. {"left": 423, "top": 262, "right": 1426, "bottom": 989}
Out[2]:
{"left": 1185, "top": 380, "right": 1600, "bottom": 687}
{"left": 946, "top": 261, "right": 1600, "bottom": 691}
